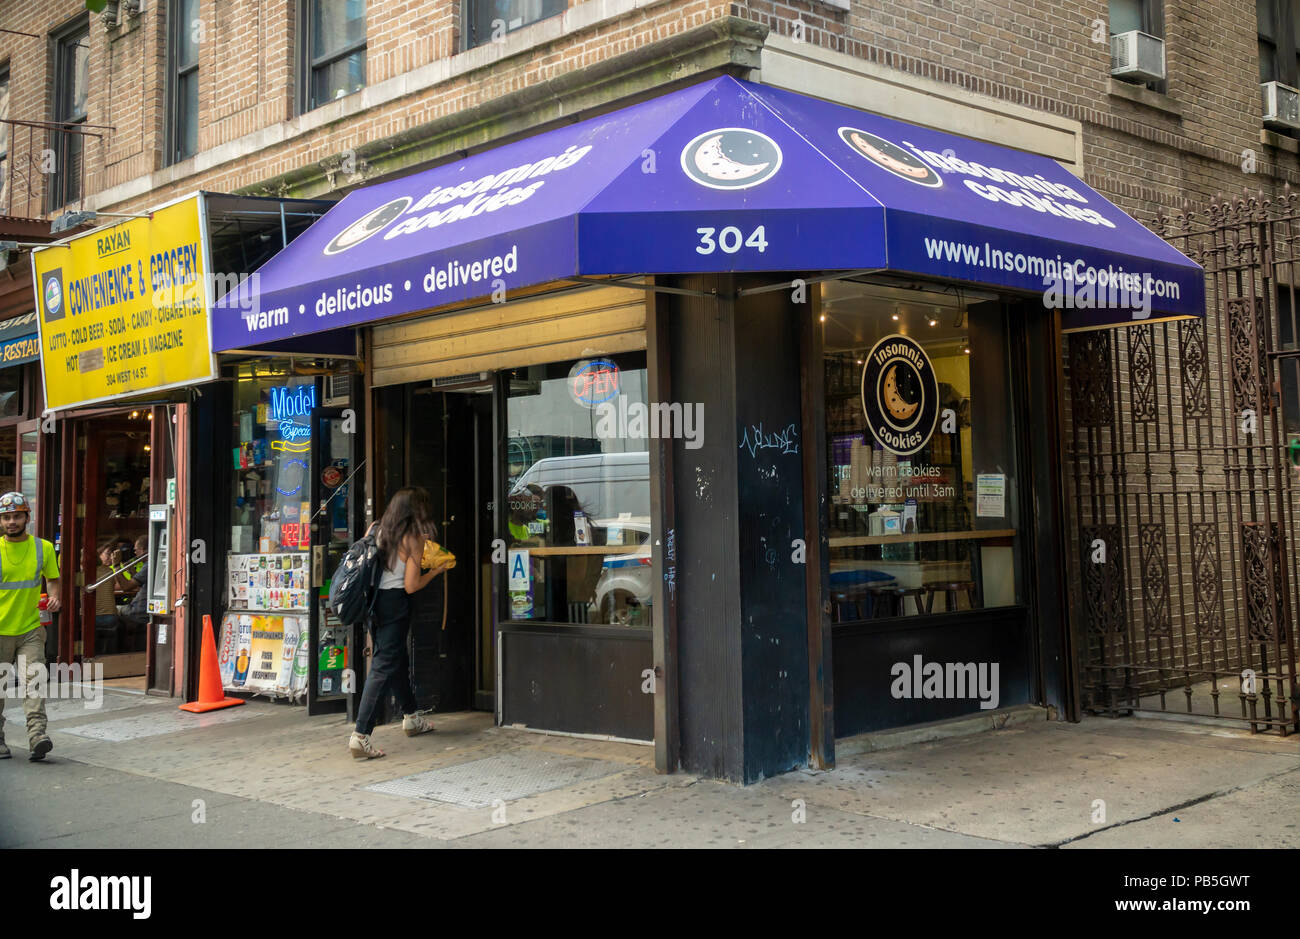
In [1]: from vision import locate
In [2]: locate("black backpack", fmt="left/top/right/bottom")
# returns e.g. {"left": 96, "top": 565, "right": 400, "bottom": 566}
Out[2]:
{"left": 328, "top": 533, "right": 384, "bottom": 626}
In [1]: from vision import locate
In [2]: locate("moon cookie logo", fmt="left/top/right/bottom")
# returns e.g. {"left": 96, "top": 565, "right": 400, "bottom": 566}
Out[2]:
{"left": 861, "top": 334, "right": 939, "bottom": 456}
{"left": 323, "top": 196, "right": 412, "bottom": 255}
{"left": 680, "top": 128, "right": 782, "bottom": 190}
{"left": 839, "top": 127, "right": 942, "bottom": 188}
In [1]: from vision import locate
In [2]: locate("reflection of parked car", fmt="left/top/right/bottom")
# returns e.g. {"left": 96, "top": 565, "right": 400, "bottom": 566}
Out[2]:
{"left": 509, "top": 451, "right": 649, "bottom": 520}
{"left": 592, "top": 518, "right": 651, "bottom": 626}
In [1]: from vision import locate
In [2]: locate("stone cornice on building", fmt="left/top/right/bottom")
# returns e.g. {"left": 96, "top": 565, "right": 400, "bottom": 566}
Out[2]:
{"left": 253, "top": 15, "right": 766, "bottom": 200}
{"left": 89, "top": 10, "right": 766, "bottom": 211}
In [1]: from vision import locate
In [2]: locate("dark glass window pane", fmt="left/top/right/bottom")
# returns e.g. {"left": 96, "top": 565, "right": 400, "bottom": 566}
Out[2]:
{"left": 310, "top": 50, "right": 365, "bottom": 107}
{"left": 1260, "top": 0, "right": 1277, "bottom": 41}
{"left": 177, "top": 70, "right": 198, "bottom": 159}
{"left": 505, "top": 354, "right": 653, "bottom": 626}
{"left": 177, "top": 0, "right": 200, "bottom": 70}
{"left": 0, "top": 369, "right": 21, "bottom": 418}
{"left": 313, "top": 0, "right": 366, "bottom": 59}
{"left": 820, "top": 282, "right": 1020, "bottom": 622}
{"left": 466, "top": 0, "right": 566, "bottom": 49}
{"left": 68, "top": 36, "right": 89, "bottom": 121}
{"left": 1262, "top": 41, "right": 1279, "bottom": 82}
{"left": 0, "top": 75, "right": 9, "bottom": 156}
{"left": 1109, "top": 0, "right": 1143, "bottom": 34}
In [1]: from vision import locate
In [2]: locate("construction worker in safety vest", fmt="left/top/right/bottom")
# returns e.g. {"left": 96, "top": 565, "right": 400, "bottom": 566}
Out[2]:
{"left": 0, "top": 492, "right": 60, "bottom": 761}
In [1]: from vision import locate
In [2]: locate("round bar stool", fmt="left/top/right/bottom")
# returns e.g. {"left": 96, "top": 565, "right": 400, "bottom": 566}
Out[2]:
{"left": 867, "top": 584, "right": 898, "bottom": 618}
{"left": 889, "top": 586, "right": 926, "bottom": 616}
{"left": 923, "top": 580, "right": 980, "bottom": 613}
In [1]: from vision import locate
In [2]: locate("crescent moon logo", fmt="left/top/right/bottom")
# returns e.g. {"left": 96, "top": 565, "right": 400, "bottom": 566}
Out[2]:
{"left": 882, "top": 365, "right": 920, "bottom": 421}
{"left": 681, "top": 128, "right": 783, "bottom": 190}
{"left": 861, "top": 334, "right": 939, "bottom": 456}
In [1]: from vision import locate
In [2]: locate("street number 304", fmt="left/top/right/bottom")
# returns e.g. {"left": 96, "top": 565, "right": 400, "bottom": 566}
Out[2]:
{"left": 696, "top": 225, "right": 769, "bottom": 255}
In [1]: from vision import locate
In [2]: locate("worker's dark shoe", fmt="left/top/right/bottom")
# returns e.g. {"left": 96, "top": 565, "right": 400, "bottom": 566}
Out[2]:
{"left": 0, "top": 740, "right": 10, "bottom": 759}
{"left": 28, "top": 735, "right": 51, "bottom": 761}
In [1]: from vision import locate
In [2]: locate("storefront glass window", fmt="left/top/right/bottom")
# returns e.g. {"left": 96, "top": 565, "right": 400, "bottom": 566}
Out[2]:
{"left": 505, "top": 353, "right": 653, "bottom": 626}
{"left": 228, "top": 372, "right": 316, "bottom": 611}
{"left": 821, "top": 282, "right": 1021, "bottom": 623}
{"left": 19, "top": 430, "right": 36, "bottom": 521}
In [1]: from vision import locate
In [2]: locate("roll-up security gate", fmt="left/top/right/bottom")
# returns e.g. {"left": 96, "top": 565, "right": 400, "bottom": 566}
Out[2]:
{"left": 370, "top": 283, "right": 647, "bottom": 387}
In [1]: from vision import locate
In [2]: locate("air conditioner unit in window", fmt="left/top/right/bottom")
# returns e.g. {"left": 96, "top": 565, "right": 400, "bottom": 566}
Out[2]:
{"left": 1263, "top": 81, "right": 1300, "bottom": 131}
{"left": 1110, "top": 30, "right": 1165, "bottom": 83}
{"left": 322, "top": 372, "right": 351, "bottom": 407}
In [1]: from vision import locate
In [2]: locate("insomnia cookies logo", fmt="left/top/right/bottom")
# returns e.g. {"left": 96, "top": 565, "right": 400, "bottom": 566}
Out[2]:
{"left": 839, "top": 127, "right": 942, "bottom": 188}
{"left": 680, "top": 128, "right": 782, "bottom": 190}
{"left": 861, "top": 334, "right": 938, "bottom": 456}
{"left": 323, "top": 196, "right": 412, "bottom": 255}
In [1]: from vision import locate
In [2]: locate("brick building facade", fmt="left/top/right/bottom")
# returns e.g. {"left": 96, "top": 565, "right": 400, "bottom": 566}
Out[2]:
{"left": 2, "top": 2, "right": 1291, "bottom": 228}
{"left": 8, "top": 1, "right": 1299, "bottom": 777}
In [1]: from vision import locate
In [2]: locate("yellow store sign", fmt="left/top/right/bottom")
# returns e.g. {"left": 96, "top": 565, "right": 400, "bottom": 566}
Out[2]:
{"left": 31, "top": 193, "right": 218, "bottom": 410}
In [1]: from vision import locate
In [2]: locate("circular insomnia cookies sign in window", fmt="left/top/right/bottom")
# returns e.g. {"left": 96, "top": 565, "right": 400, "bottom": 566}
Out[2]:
{"left": 860, "top": 334, "right": 939, "bottom": 456}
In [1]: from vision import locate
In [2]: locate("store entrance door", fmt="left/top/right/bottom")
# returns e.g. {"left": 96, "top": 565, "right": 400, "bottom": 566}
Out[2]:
{"left": 81, "top": 414, "right": 153, "bottom": 679}
{"left": 309, "top": 407, "right": 358, "bottom": 716}
{"left": 404, "top": 386, "right": 496, "bottom": 716}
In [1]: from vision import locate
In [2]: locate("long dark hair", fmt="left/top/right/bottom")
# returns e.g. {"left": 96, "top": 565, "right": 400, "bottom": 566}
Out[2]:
{"left": 376, "top": 487, "right": 436, "bottom": 563}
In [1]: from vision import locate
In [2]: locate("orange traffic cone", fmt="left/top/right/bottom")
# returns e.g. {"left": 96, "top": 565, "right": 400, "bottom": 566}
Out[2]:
{"left": 179, "top": 614, "right": 245, "bottom": 713}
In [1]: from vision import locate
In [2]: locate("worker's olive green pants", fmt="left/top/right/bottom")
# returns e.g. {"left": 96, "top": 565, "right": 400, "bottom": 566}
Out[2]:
{"left": 0, "top": 626, "right": 48, "bottom": 743}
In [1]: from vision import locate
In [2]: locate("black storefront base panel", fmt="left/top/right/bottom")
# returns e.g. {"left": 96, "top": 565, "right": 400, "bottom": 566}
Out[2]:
{"left": 831, "top": 606, "right": 1031, "bottom": 737}
{"left": 500, "top": 624, "right": 654, "bottom": 741}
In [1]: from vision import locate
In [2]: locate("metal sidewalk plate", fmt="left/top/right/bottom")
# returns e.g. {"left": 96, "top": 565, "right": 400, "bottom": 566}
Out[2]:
{"left": 364, "top": 750, "right": 629, "bottom": 808}
{"left": 58, "top": 705, "right": 263, "bottom": 741}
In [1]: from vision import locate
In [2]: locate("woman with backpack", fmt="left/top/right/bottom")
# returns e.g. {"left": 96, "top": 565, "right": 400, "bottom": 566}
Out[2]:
{"left": 349, "top": 486, "right": 452, "bottom": 759}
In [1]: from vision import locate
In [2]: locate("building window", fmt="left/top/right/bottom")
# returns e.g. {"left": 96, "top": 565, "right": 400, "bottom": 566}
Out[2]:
{"left": 1259, "top": 0, "right": 1300, "bottom": 85}
{"left": 505, "top": 354, "right": 653, "bottom": 627}
{"left": 168, "top": 0, "right": 200, "bottom": 164}
{"left": 464, "top": 0, "right": 566, "bottom": 51}
{"left": 0, "top": 66, "right": 10, "bottom": 215}
{"left": 48, "top": 19, "right": 89, "bottom": 212}
{"left": 301, "top": 0, "right": 366, "bottom": 112}
{"left": 1110, "top": 0, "right": 1165, "bottom": 93}
{"left": 820, "top": 282, "right": 1023, "bottom": 624}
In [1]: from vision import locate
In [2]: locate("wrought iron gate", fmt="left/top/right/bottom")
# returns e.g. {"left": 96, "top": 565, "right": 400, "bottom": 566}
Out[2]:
{"left": 1064, "top": 196, "right": 1300, "bottom": 735}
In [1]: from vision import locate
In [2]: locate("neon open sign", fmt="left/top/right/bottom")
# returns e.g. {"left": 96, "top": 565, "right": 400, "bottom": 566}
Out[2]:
{"left": 569, "top": 359, "right": 620, "bottom": 408}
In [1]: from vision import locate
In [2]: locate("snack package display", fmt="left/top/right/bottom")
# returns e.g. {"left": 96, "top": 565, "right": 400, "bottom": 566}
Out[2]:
{"left": 421, "top": 539, "right": 457, "bottom": 570}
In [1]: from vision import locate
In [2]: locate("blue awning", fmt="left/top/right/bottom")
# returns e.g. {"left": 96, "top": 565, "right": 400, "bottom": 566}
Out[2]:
{"left": 0, "top": 311, "right": 39, "bottom": 367}
{"left": 213, "top": 75, "right": 1203, "bottom": 350}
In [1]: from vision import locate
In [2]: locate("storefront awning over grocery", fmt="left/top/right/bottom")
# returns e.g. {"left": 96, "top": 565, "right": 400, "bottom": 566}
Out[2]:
{"left": 213, "top": 75, "right": 1203, "bottom": 350}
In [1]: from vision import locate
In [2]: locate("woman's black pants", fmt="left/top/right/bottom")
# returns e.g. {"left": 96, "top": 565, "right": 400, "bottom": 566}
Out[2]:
{"left": 354, "top": 588, "right": 419, "bottom": 735}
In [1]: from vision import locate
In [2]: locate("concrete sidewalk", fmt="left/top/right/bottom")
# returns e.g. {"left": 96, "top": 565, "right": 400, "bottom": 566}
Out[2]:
{"left": 2, "top": 688, "right": 1298, "bottom": 848}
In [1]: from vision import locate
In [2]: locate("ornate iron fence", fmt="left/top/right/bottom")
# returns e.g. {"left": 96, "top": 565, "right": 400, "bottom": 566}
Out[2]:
{"left": 1064, "top": 195, "right": 1300, "bottom": 735}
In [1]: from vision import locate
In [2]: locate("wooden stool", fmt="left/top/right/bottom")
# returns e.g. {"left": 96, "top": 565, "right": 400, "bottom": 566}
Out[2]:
{"left": 867, "top": 585, "right": 898, "bottom": 618}
{"left": 889, "top": 586, "right": 925, "bottom": 616}
{"left": 832, "top": 586, "right": 871, "bottom": 622}
{"left": 923, "top": 580, "right": 980, "bottom": 613}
